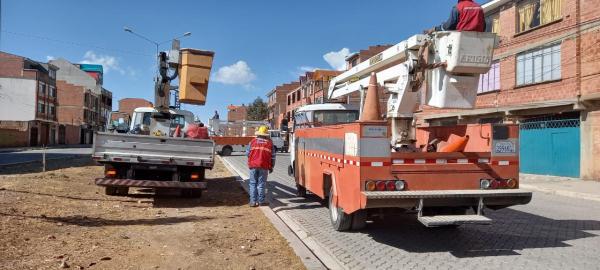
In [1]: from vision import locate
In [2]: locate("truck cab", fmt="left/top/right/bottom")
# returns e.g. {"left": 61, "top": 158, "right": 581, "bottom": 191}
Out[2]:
{"left": 129, "top": 107, "right": 195, "bottom": 137}
{"left": 288, "top": 103, "right": 359, "bottom": 176}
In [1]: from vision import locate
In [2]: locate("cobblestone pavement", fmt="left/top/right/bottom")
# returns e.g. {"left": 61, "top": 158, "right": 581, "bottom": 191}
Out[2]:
{"left": 223, "top": 153, "right": 600, "bottom": 270}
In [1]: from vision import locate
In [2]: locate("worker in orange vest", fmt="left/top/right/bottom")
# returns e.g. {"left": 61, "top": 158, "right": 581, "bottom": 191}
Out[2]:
{"left": 246, "top": 126, "right": 276, "bottom": 207}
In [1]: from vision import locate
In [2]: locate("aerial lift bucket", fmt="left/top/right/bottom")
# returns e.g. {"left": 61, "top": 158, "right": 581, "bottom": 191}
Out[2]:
{"left": 179, "top": 49, "right": 215, "bottom": 105}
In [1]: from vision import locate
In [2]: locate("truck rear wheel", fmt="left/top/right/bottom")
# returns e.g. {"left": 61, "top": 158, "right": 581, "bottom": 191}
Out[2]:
{"left": 221, "top": 146, "right": 233, "bottom": 156}
{"left": 296, "top": 184, "right": 307, "bottom": 197}
{"left": 328, "top": 187, "right": 352, "bottom": 231}
{"left": 182, "top": 189, "right": 202, "bottom": 198}
{"left": 105, "top": 186, "right": 118, "bottom": 196}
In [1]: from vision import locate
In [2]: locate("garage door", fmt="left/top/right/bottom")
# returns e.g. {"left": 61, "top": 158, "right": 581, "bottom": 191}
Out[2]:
{"left": 519, "top": 118, "right": 580, "bottom": 177}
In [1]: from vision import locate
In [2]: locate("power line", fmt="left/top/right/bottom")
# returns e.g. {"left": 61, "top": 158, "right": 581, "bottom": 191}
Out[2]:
{"left": 1, "top": 30, "right": 154, "bottom": 57}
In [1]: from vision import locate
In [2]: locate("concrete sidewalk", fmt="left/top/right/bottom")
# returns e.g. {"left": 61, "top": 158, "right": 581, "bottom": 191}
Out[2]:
{"left": 520, "top": 173, "right": 600, "bottom": 203}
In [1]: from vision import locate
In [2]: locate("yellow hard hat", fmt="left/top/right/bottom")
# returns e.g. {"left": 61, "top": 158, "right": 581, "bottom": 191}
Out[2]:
{"left": 255, "top": 126, "right": 269, "bottom": 136}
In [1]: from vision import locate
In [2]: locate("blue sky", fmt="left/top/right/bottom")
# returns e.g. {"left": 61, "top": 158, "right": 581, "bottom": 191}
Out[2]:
{"left": 0, "top": 0, "right": 475, "bottom": 121}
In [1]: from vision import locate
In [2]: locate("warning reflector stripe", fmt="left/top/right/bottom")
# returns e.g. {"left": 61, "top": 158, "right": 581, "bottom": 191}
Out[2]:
{"left": 392, "top": 159, "right": 516, "bottom": 166}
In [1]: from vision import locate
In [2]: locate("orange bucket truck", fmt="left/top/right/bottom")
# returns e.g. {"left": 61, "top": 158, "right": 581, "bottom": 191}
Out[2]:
{"left": 289, "top": 32, "right": 532, "bottom": 231}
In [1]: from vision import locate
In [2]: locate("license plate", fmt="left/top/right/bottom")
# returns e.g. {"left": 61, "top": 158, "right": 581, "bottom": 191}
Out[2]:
{"left": 494, "top": 141, "right": 516, "bottom": 153}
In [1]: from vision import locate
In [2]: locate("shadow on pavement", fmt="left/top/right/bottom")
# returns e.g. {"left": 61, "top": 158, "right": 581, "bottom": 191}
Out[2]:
{"left": 364, "top": 208, "right": 600, "bottom": 258}
{"left": 0, "top": 212, "right": 210, "bottom": 227}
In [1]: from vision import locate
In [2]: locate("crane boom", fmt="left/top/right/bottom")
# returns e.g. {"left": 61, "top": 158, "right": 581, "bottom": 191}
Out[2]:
{"left": 327, "top": 31, "right": 496, "bottom": 150}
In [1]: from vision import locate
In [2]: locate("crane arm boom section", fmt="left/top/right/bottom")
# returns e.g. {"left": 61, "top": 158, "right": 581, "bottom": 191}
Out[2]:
{"left": 328, "top": 35, "right": 427, "bottom": 99}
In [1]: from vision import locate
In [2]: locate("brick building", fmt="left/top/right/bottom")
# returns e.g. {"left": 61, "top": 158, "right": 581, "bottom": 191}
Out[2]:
{"left": 418, "top": 0, "right": 600, "bottom": 180}
{"left": 266, "top": 82, "right": 299, "bottom": 129}
{"left": 50, "top": 59, "right": 112, "bottom": 144}
{"left": 227, "top": 104, "right": 248, "bottom": 122}
{"left": 0, "top": 51, "right": 59, "bottom": 147}
{"left": 117, "top": 98, "right": 153, "bottom": 119}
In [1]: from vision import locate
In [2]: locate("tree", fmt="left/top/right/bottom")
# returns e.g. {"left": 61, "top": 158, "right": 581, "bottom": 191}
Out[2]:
{"left": 247, "top": 97, "right": 268, "bottom": 121}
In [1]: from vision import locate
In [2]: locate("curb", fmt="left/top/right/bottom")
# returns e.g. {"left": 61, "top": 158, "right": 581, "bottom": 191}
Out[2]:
{"left": 219, "top": 156, "right": 342, "bottom": 270}
{"left": 520, "top": 184, "right": 600, "bottom": 203}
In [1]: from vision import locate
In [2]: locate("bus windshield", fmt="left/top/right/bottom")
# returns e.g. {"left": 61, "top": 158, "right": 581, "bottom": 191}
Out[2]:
{"left": 313, "top": 110, "right": 359, "bottom": 126}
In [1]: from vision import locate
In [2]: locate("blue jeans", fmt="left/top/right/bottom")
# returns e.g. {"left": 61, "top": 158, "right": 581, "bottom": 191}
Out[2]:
{"left": 248, "top": 168, "right": 268, "bottom": 204}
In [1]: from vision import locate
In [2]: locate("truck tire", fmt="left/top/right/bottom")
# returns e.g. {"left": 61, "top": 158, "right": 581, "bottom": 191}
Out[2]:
{"left": 182, "top": 189, "right": 202, "bottom": 198}
{"left": 105, "top": 186, "right": 118, "bottom": 196}
{"left": 221, "top": 146, "right": 233, "bottom": 156}
{"left": 296, "top": 184, "right": 307, "bottom": 197}
{"left": 351, "top": 210, "right": 367, "bottom": 230}
{"left": 117, "top": 187, "right": 129, "bottom": 196}
{"left": 328, "top": 187, "right": 352, "bottom": 231}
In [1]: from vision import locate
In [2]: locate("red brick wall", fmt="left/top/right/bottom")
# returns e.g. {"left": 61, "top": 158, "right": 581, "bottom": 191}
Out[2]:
{"left": 56, "top": 80, "right": 85, "bottom": 125}
{"left": 64, "top": 124, "right": 80, "bottom": 145}
{"left": 0, "top": 52, "right": 24, "bottom": 78}
{"left": 227, "top": 105, "right": 247, "bottom": 122}
{"left": 0, "top": 128, "right": 28, "bottom": 147}
{"left": 419, "top": 0, "right": 600, "bottom": 120}
{"left": 118, "top": 98, "right": 153, "bottom": 118}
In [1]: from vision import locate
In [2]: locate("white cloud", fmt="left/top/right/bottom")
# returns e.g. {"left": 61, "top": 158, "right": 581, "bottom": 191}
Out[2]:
{"left": 212, "top": 61, "right": 257, "bottom": 86}
{"left": 80, "top": 51, "right": 124, "bottom": 74}
{"left": 323, "top": 48, "right": 350, "bottom": 71}
{"left": 299, "top": 66, "right": 317, "bottom": 72}
{"left": 290, "top": 66, "right": 319, "bottom": 78}
{"left": 46, "top": 56, "right": 55, "bottom": 62}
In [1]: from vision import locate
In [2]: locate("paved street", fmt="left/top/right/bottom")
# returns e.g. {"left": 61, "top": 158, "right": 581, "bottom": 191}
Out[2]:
{"left": 223, "top": 153, "right": 600, "bottom": 270}
{"left": 0, "top": 147, "right": 92, "bottom": 166}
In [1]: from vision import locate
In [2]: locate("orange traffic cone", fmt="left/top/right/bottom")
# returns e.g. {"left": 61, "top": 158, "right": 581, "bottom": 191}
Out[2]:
{"left": 360, "top": 73, "right": 382, "bottom": 122}
{"left": 439, "top": 135, "right": 470, "bottom": 152}
{"left": 174, "top": 125, "right": 182, "bottom": 137}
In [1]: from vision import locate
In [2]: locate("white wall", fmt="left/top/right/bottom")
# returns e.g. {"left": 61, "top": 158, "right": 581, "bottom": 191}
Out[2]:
{"left": 0, "top": 78, "right": 36, "bottom": 121}
{"left": 50, "top": 59, "right": 101, "bottom": 94}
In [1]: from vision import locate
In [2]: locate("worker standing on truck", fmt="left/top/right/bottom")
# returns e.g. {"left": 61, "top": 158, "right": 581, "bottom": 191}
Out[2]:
{"left": 425, "top": 0, "right": 485, "bottom": 34}
{"left": 246, "top": 126, "right": 276, "bottom": 207}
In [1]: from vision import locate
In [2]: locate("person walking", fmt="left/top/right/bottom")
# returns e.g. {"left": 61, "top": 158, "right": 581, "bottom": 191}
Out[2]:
{"left": 246, "top": 126, "right": 276, "bottom": 207}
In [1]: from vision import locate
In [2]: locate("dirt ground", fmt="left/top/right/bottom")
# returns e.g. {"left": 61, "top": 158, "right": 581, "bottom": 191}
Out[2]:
{"left": 0, "top": 158, "right": 305, "bottom": 270}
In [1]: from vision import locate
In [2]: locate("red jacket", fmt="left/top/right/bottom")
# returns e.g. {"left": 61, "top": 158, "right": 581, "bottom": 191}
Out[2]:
{"left": 247, "top": 137, "right": 274, "bottom": 170}
{"left": 436, "top": 0, "right": 485, "bottom": 32}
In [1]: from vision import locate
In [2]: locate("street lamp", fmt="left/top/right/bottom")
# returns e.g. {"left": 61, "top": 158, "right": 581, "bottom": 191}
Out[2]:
{"left": 124, "top": 26, "right": 191, "bottom": 56}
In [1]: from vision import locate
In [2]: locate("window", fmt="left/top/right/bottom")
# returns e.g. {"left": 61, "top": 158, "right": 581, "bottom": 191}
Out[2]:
{"left": 170, "top": 114, "right": 187, "bottom": 129}
{"left": 48, "top": 86, "right": 56, "bottom": 98}
{"left": 517, "top": 0, "right": 562, "bottom": 33}
{"left": 516, "top": 43, "right": 561, "bottom": 86}
{"left": 49, "top": 69, "right": 56, "bottom": 79}
{"left": 38, "top": 82, "right": 46, "bottom": 96}
{"left": 313, "top": 110, "right": 359, "bottom": 126}
{"left": 38, "top": 102, "right": 45, "bottom": 114}
{"left": 486, "top": 13, "right": 501, "bottom": 34}
{"left": 287, "top": 96, "right": 291, "bottom": 105}
{"left": 49, "top": 105, "right": 56, "bottom": 116}
{"left": 479, "top": 61, "right": 500, "bottom": 93}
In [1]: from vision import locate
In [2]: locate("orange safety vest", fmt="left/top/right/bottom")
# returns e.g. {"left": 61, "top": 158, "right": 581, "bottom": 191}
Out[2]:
{"left": 248, "top": 137, "right": 273, "bottom": 170}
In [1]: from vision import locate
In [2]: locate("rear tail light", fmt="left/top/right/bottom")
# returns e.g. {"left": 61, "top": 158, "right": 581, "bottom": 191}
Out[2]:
{"left": 190, "top": 172, "right": 200, "bottom": 181}
{"left": 490, "top": 180, "right": 500, "bottom": 189}
{"left": 480, "top": 179, "right": 491, "bottom": 189}
{"left": 366, "top": 180, "right": 407, "bottom": 191}
{"left": 105, "top": 169, "right": 117, "bottom": 178}
{"left": 395, "top": 180, "right": 406, "bottom": 191}
{"left": 365, "top": 181, "right": 376, "bottom": 191}
{"left": 385, "top": 181, "right": 396, "bottom": 191}
{"left": 375, "top": 181, "right": 386, "bottom": 191}
{"left": 506, "top": 179, "right": 517, "bottom": 188}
